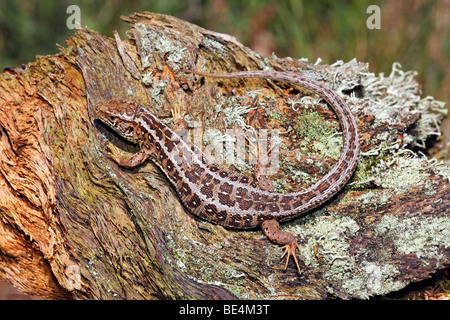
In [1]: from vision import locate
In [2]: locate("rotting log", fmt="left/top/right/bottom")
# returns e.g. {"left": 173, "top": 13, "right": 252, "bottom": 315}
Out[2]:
{"left": 0, "top": 12, "right": 448, "bottom": 300}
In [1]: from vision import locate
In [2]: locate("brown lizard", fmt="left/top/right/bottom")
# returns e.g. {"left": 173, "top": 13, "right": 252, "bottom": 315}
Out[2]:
{"left": 93, "top": 70, "right": 360, "bottom": 274}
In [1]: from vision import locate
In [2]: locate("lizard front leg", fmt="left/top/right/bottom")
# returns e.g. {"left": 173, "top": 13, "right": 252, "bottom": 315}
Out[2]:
{"left": 105, "top": 142, "right": 150, "bottom": 169}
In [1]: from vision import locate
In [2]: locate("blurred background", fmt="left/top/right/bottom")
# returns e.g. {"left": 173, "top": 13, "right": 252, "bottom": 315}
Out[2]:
{"left": 1, "top": 0, "right": 448, "bottom": 105}
{"left": 1, "top": 0, "right": 449, "bottom": 127}
{"left": 0, "top": 0, "right": 449, "bottom": 299}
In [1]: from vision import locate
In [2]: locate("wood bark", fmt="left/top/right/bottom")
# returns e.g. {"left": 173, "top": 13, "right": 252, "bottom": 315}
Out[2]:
{"left": 0, "top": 12, "right": 448, "bottom": 300}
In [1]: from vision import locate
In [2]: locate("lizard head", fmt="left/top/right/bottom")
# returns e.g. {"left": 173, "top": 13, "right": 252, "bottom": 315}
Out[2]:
{"left": 94, "top": 100, "right": 139, "bottom": 143}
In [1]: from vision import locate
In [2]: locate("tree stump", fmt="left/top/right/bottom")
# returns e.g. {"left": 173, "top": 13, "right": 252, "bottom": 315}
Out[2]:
{"left": 0, "top": 12, "right": 448, "bottom": 300}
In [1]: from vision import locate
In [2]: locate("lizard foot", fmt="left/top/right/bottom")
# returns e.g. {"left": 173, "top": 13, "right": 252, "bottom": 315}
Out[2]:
{"left": 280, "top": 242, "right": 301, "bottom": 274}
{"left": 105, "top": 142, "right": 123, "bottom": 163}
{"left": 104, "top": 141, "right": 150, "bottom": 169}
{"left": 170, "top": 105, "right": 188, "bottom": 133}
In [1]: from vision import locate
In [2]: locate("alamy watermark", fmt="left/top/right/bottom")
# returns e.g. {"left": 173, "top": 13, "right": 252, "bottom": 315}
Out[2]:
{"left": 366, "top": 5, "right": 381, "bottom": 29}
{"left": 66, "top": 5, "right": 382, "bottom": 30}
{"left": 66, "top": 5, "right": 81, "bottom": 29}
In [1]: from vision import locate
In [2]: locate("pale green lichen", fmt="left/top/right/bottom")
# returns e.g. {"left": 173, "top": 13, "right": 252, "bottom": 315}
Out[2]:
{"left": 287, "top": 95, "right": 323, "bottom": 112}
{"left": 202, "top": 129, "right": 237, "bottom": 166}
{"left": 340, "top": 262, "right": 405, "bottom": 299}
{"left": 351, "top": 189, "right": 393, "bottom": 208}
{"left": 150, "top": 80, "right": 168, "bottom": 105}
{"left": 140, "top": 72, "right": 153, "bottom": 85}
{"left": 292, "top": 213, "right": 360, "bottom": 266}
{"left": 378, "top": 156, "right": 431, "bottom": 191}
{"left": 360, "top": 62, "right": 446, "bottom": 148}
{"left": 290, "top": 168, "right": 316, "bottom": 185}
{"left": 202, "top": 37, "right": 227, "bottom": 54}
{"left": 283, "top": 212, "right": 412, "bottom": 299}
{"left": 286, "top": 212, "right": 407, "bottom": 299}
{"left": 375, "top": 215, "right": 450, "bottom": 264}
{"left": 209, "top": 95, "right": 258, "bottom": 131}
{"left": 222, "top": 104, "right": 257, "bottom": 130}
{"left": 350, "top": 133, "right": 448, "bottom": 194}
{"left": 359, "top": 131, "right": 398, "bottom": 157}
{"left": 135, "top": 22, "right": 187, "bottom": 71}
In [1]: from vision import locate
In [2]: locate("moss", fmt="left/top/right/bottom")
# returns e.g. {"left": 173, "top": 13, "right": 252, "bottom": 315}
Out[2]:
{"left": 294, "top": 111, "right": 338, "bottom": 141}
{"left": 312, "top": 133, "right": 343, "bottom": 160}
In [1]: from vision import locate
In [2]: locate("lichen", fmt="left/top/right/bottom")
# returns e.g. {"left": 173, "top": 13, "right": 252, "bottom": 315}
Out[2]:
{"left": 378, "top": 157, "right": 431, "bottom": 192}
{"left": 347, "top": 189, "right": 393, "bottom": 210}
{"left": 286, "top": 212, "right": 406, "bottom": 299}
{"left": 219, "top": 99, "right": 257, "bottom": 130}
{"left": 134, "top": 22, "right": 187, "bottom": 71}
{"left": 360, "top": 62, "right": 446, "bottom": 148}
{"left": 282, "top": 212, "right": 413, "bottom": 299}
{"left": 340, "top": 262, "right": 405, "bottom": 299}
{"left": 294, "top": 110, "right": 338, "bottom": 141}
{"left": 375, "top": 215, "right": 450, "bottom": 264}
{"left": 291, "top": 213, "right": 360, "bottom": 267}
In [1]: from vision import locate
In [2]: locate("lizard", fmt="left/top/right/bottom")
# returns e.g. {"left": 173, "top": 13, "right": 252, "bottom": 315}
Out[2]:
{"left": 93, "top": 69, "right": 360, "bottom": 274}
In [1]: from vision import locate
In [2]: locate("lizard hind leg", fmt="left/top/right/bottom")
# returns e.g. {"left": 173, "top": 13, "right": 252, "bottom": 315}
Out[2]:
{"left": 254, "top": 142, "right": 302, "bottom": 274}
{"left": 261, "top": 219, "right": 301, "bottom": 274}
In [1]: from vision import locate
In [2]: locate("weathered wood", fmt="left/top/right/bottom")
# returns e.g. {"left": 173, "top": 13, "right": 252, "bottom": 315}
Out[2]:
{"left": 0, "top": 12, "right": 448, "bottom": 299}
